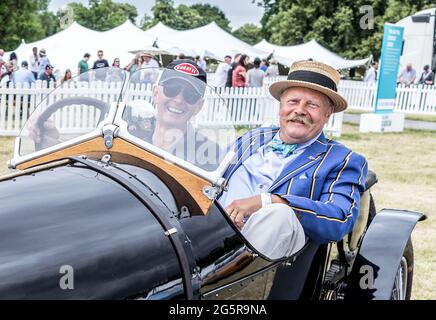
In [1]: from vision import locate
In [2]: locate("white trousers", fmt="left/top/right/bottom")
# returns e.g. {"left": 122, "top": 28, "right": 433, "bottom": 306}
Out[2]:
{"left": 241, "top": 203, "right": 306, "bottom": 260}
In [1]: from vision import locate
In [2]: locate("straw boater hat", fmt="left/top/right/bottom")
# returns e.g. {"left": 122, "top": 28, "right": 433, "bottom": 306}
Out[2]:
{"left": 142, "top": 51, "right": 154, "bottom": 58}
{"left": 269, "top": 60, "right": 348, "bottom": 113}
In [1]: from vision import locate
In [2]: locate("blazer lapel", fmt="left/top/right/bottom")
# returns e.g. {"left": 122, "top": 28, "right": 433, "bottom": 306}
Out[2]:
{"left": 224, "top": 127, "right": 278, "bottom": 180}
{"left": 269, "top": 132, "right": 329, "bottom": 191}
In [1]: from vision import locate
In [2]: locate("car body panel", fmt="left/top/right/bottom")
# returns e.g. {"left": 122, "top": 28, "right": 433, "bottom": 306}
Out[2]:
{"left": 345, "top": 209, "right": 422, "bottom": 300}
{"left": 0, "top": 164, "right": 183, "bottom": 299}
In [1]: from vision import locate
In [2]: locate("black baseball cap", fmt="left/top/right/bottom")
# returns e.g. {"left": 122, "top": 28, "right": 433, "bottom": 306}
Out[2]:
{"left": 159, "top": 59, "right": 207, "bottom": 95}
{"left": 45, "top": 64, "right": 54, "bottom": 70}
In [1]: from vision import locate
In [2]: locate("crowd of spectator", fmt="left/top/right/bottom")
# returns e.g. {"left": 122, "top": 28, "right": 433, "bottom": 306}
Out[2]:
{"left": 214, "top": 53, "right": 279, "bottom": 88}
{"left": 363, "top": 60, "right": 434, "bottom": 86}
{"left": 0, "top": 47, "right": 282, "bottom": 89}
{"left": 0, "top": 47, "right": 162, "bottom": 88}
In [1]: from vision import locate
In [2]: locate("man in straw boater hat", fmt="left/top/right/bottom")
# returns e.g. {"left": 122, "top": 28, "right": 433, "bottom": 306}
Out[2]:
{"left": 219, "top": 60, "right": 368, "bottom": 259}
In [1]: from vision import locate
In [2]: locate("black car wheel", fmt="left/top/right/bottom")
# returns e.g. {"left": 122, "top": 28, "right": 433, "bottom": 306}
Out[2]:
{"left": 391, "top": 238, "right": 414, "bottom": 300}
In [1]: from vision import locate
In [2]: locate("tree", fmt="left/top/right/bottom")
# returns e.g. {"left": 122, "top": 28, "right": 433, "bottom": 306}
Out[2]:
{"left": 190, "top": 3, "right": 231, "bottom": 31}
{"left": 141, "top": 0, "right": 231, "bottom": 31}
{"left": 173, "top": 4, "right": 203, "bottom": 30}
{"left": 139, "top": 13, "right": 154, "bottom": 30}
{"left": 233, "top": 24, "right": 263, "bottom": 45}
{"left": 67, "top": 0, "right": 138, "bottom": 31}
{"left": 257, "top": 0, "right": 435, "bottom": 60}
{"left": 252, "top": 0, "right": 279, "bottom": 40}
{"left": 146, "top": 0, "right": 176, "bottom": 28}
{"left": 0, "top": 0, "right": 48, "bottom": 51}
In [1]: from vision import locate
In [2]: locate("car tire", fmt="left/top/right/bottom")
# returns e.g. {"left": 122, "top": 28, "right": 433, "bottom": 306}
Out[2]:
{"left": 391, "top": 237, "right": 414, "bottom": 300}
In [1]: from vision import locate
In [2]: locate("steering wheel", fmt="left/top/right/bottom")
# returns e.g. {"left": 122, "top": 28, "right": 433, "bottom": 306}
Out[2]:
{"left": 34, "top": 96, "right": 110, "bottom": 151}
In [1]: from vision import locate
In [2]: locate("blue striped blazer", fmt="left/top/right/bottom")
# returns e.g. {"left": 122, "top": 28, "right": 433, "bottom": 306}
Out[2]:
{"left": 222, "top": 127, "right": 368, "bottom": 244}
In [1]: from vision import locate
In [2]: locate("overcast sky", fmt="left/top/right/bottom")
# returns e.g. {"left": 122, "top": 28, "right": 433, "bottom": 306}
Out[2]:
{"left": 49, "top": 0, "right": 264, "bottom": 29}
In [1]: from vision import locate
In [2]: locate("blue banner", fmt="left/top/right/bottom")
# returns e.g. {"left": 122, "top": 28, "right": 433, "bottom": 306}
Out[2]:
{"left": 375, "top": 23, "right": 404, "bottom": 113}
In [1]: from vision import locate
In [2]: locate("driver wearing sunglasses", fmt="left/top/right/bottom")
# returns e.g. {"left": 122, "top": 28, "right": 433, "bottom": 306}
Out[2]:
{"left": 139, "top": 59, "right": 221, "bottom": 171}
{"left": 152, "top": 59, "right": 206, "bottom": 136}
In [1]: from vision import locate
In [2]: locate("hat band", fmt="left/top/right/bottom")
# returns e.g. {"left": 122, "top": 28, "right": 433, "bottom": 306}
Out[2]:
{"left": 287, "top": 70, "right": 337, "bottom": 92}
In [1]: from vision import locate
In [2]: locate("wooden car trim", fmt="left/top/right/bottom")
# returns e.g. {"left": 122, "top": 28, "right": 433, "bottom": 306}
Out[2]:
{"left": 15, "top": 137, "right": 213, "bottom": 215}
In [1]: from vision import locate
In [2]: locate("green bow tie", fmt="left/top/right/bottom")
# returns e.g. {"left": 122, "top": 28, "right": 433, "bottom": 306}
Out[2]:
{"left": 266, "top": 137, "right": 297, "bottom": 157}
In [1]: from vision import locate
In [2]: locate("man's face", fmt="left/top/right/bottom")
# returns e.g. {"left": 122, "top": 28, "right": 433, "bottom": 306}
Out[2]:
{"left": 279, "top": 87, "right": 333, "bottom": 144}
{"left": 407, "top": 64, "right": 412, "bottom": 71}
{"left": 224, "top": 57, "right": 231, "bottom": 64}
{"left": 33, "top": 48, "right": 37, "bottom": 55}
{"left": 46, "top": 67, "right": 53, "bottom": 75}
{"left": 97, "top": 51, "right": 103, "bottom": 59}
{"left": 143, "top": 56, "right": 151, "bottom": 63}
{"left": 152, "top": 78, "right": 203, "bottom": 129}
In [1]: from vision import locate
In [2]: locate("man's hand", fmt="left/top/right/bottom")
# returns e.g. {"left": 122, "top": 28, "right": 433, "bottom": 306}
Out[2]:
{"left": 225, "top": 195, "right": 262, "bottom": 230}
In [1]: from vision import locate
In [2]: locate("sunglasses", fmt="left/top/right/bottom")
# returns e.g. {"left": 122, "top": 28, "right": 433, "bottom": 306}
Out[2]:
{"left": 162, "top": 81, "right": 202, "bottom": 105}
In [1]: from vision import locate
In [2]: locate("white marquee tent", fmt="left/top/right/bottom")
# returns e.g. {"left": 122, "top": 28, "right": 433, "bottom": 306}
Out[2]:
{"left": 255, "top": 39, "right": 371, "bottom": 69}
{"left": 5, "top": 20, "right": 370, "bottom": 77}
{"left": 142, "top": 21, "right": 270, "bottom": 61}
{"left": 5, "top": 20, "right": 160, "bottom": 76}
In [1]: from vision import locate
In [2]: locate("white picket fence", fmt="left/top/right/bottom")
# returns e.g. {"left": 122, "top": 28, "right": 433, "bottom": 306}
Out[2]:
{"left": 2, "top": 77, "right": 435, "bottom": 139}
{"left": 339, "top": 80, "right": 436, "bottom": 114}
{"left": 0, "top": 80, "right": 343, "bottom": 137}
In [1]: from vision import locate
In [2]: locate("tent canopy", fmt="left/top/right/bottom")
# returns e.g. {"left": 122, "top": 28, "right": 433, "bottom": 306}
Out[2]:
{"left": 5, "top": 20, "right": 159, "bottom": 74}
{"left": 254, "top": 39, "right": 371, "bottom": 69}
{"left": 5, "top": 20, "right": 370, "bottom": 76}
{"left": 143, "top": 21, "right": 270, "bottom": 61}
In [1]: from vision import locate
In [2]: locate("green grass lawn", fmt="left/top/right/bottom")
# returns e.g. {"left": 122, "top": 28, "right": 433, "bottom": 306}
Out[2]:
{"left": 0, "top": 136, "right": 14, "bottom": 174}
{"left": 1, "top": 125, "right": 436, "bottom": 299}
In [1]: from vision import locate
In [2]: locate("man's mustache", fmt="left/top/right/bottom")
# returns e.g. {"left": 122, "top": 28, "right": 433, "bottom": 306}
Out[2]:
{"left": 283, "top": 114, "right": 312, "bottom": 125}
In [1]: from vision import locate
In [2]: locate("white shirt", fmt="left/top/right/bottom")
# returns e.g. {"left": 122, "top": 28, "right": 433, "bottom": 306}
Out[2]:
{"left": 364, "top": 67, "right": 377, "bottom": 83}
{"left": 213, "top": 62, "right": 230, "bottom": 87}
{"left": 219, "top": 131, "right": 322, "bottom": 207}
{"left": 143, "top": 59, "right": 159, "bottom": 69}
{"left": 29, "top": 54, "right": 39, "bottom": 73}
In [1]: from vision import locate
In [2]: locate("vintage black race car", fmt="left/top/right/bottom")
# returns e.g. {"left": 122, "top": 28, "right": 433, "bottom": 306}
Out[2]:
{"left": 0, "top": 67, "right": 423, "bottom": 300}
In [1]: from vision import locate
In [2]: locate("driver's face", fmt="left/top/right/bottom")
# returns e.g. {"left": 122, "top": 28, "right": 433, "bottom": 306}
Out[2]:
{"left": 152, "top": 79, "right": 203, "bottom": 128}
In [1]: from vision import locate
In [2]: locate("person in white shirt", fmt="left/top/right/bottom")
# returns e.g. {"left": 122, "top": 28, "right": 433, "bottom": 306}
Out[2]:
{"left": 364, "top": 61, "right": 378, "bottom": 83}
{"left": 195, "top": 55, "right": 207, "bottom": 71}
{"left": 142, "top": 52, "right": 159, "bottom": 68}
{"left": 266, "top": 59, "right": 279, "bottom": 77}
{"left": 141, "top": 52, "right": 159, "bottom": 85}
{"left": 398, "top": 63, "right": 416, "bottom": 86}
{"left": 29, "top": 47, "right": 39, "bottom": 80}
{"left": 213, "top": 55, "right": 232, "bottom": 87}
